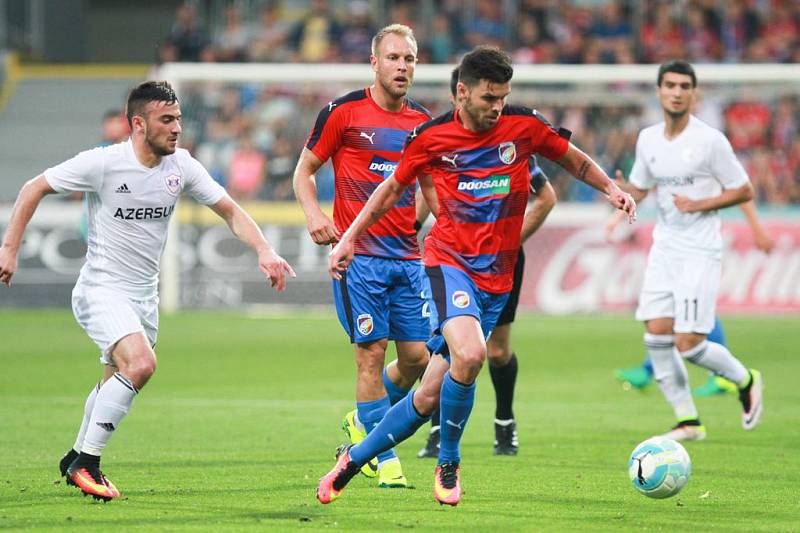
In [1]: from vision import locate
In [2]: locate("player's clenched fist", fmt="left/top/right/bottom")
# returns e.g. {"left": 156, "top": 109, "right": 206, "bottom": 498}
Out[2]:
{"left": 328, "top": 238, "right": 354, "bottom": 280}
{"left": 0, "top": 245, "right": 18, "bottom": 286}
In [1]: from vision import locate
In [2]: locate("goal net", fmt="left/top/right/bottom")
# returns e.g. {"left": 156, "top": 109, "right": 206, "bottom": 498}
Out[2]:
{"left": 154, "top": 62, "right": 800, "bottom": 314}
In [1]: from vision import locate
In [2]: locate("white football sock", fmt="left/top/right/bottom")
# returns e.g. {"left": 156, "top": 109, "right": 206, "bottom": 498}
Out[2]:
{"left": 680, "top": 340, "right": 749, "bottom": 387}
{"left": 81, "top": 373, "right": 137, "bottom": 456}
{"left": 72, "top": 382, "right": 101, "bottom": 452}
{"left": 645, "top": 333, "right": 698, "bottom": 421}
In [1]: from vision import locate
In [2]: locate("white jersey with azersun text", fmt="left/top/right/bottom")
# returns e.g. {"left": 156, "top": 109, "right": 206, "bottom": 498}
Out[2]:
{"left": 44, "top": 140, "right": 226, "bottom": 299}
{"left": 629, "top": 115, "right": 749, "bottom": 258}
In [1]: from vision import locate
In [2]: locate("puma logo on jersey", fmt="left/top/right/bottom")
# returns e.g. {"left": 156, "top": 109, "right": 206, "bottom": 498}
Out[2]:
{"left": 441, "top": 154, "right": 459, "bottom": 167}
{"left": 359, "top": 131, "right": 376, "bottom": 145}
{"left": 113, "top": 205, "right": 175, "bottom": 220}
{"left": 328, "top": 101, "right": 337, "bottom": 111}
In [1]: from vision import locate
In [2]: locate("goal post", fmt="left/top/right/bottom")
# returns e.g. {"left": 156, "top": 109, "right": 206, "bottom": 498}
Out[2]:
{"left": 155, "top": 62, "right": 800, "bottom": 314}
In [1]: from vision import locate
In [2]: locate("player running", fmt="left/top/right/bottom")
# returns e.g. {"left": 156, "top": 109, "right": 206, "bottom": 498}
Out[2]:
{"left": 610, "top": 201, "right": 773, "bottom": 396}
{"left": 0, "top": 81, "right": 294, "bottom": 501}
{"left": 615, "top": 60, "right": 763, "bottom": 441}
{"left": 317, "top": 46, "right": 635, "bottom": 506}
{"left": 293, "top": 24, "right": 431, "bottom": 488}
{"left": 417, "top": 67, "right": 557, "bottom": 458}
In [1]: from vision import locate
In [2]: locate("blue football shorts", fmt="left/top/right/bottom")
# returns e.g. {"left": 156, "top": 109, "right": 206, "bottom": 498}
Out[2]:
{"left": 422, "top": 264, "right": 509, "bottom": 360}
{"left": 332, "top": 254, "right": 431, "bottom": 344}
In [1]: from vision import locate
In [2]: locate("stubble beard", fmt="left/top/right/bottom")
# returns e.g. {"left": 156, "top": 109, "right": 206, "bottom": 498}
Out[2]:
{"left": 147, "top": 132, "right": 176, "bottom": 156}
{"left": 379, "top": 75, "right": 408, "bottom": 101}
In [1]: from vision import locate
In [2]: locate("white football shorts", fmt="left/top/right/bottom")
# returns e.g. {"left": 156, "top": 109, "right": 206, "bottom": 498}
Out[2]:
{"left": 635, "top": 245, "right": 720, "bottom": 334}
{"left": 71, "top": 283, "right": 158, "bottom": 365}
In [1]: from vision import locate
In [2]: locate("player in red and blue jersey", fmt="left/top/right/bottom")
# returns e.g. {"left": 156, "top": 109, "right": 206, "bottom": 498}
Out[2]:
{"left": 293, "top": 24, "right": 432, "bottom": 488}
{"left": 416, "top": 66, "right": 558, "bottom": 458}
{"left": 317, "top": 46, "right": 636, "bottom": 506}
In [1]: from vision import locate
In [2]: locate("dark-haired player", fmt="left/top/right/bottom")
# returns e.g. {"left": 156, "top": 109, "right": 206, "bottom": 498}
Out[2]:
{"left": 612, "top": 60, "right": 763, "bottom": 441}
{"left": 417, "top": 67, "right": 557, "bottom": 458}
{"left": 293, "top": 24, "right": 432, "bottom": 488}
{"left": 317, "top": 46, "right": 635, "bottom": 506}
{"left": 0, "top": 81, "right": 294, "bottom": 501}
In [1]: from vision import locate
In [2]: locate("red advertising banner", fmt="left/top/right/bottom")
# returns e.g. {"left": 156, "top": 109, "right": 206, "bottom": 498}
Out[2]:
{"left": 520, "top": 222, "right": 800, "bottom": 314}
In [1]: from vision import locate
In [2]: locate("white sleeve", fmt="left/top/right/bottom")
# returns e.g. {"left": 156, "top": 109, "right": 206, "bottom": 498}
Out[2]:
{"left": 709, "top": 131, "right": 750, "bottom": 189}
{"left": 628, "top": 133, "right": 653, "bottom": 190}
{"left": 181, "top": 153, "right": 227, "bottom": 205}
{"left": 43, "top": 147, "right": 105, "bottom": 193}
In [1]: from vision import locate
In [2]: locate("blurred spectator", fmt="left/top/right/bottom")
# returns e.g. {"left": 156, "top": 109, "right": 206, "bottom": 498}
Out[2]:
{"left": 227, "top": 136, "right": 267, "bottom": 202}
{"left": 639, "top": 3, "right": 684, "bottom": 63}
{"left": 463, "top": 0, "right": 508, "bottom": 49}
{"left": 724, "top": 99, "right": 771, "bottom": 151}
{"left": 159, "top": 3, "right": 212, "bottom": 62}
{"left": 196, "top": 88, "right": 246, "bottom": 183}
{"left": 759, "top": 2, "right": 798, "bottom": 63}
{"left": 101, "top": 109, "right": 130, "bottom": 146}
{"left": 683, "top": 4, "right": 721, "bottom": 62}
{"left": 588, "top": 2, "right": 632, "bottom": 63}
{"left": 427, "top": 13, "right": 458, "bottom": 64}
{"left": 339, "top": 1, "right": 375, "bottom": 63}
{"left": 211, "top": 5, "right": 250, "bottom": 62}
{"left": 248, "top": 2, "right": 291, "bottom": 62}
{"left": 719, "top": 1, "right": 760, "bottom": 63}
{"left": 262, "top": 136, "right": 296, "bottom": 201}
{"left": 512, "top": 15, "right": 553, "bottom": 64}
{"left": 288, "top": 0, "right": 342, "bottom": 62}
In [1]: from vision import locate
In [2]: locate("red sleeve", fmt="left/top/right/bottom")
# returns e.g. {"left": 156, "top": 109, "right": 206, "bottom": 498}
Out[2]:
{"left": 305, "top": 104, "right": 347, "bottom": 163}
{"left": 530, "top": 115, "right": 569, "bottom": 161}
{"left": 393, "top": 129, "right": 430, "bottom": 186}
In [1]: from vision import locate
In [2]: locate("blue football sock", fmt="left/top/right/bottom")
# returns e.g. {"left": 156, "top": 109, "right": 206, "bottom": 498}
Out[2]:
{"left": 382, "top": 367, "right": 411, "bottom": 405}
{"left": 438, "top": 372, "right": 475, "bottom": 465}
{"left": 357, "top": 396, "right": 396, "bottom": 464}
{"left": 642, "top": 357, "right": 654, "bottom": 376}
{"left": 708, "top": 316, "right": 726, "bottom": 345}
{"left": 350, "top": 392, "right": 429, "bottom": 466}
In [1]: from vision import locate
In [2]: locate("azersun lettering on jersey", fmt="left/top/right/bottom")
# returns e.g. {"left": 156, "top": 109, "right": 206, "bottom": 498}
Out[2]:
{"left": 305, "top": 88, "right": 431, "bottom": 259}
{"left": 113, "top": 205, "right": 175, "bottom": 220}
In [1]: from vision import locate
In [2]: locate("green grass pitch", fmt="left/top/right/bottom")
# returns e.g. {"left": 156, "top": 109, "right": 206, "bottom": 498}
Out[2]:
{"left": 1, "top": 310, "right": 798, "bottom": 531}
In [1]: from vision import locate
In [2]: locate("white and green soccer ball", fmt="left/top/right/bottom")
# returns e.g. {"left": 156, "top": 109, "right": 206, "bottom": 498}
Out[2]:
{"left": 628, "top": 436, "right": 691, "bottom": 499}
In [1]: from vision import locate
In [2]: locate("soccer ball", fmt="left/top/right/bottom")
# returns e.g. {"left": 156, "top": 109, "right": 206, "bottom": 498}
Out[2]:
{"left": 628, "top": 437, "right": 691, "bottom": 499}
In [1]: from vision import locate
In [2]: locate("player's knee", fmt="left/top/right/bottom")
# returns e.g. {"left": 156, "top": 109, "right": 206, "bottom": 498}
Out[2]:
{"left": 455, "top": 344, "right": 486, "bottom": 374}
{"left": 675, "top": 334, "right": 704, "bottom": 353}
{"left": 486, "top": 344, "right": 511, "bottom": 365}
{"left": 125, "top": 354, "right": 157, "bottom": 387}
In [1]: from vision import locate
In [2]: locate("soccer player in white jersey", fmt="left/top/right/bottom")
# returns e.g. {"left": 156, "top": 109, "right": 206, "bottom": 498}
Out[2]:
{"left": 0, "top": 81, "right": 295, "bottom": 501}
{"left": 618, "top": 61, "right": 763, "bottom": 441}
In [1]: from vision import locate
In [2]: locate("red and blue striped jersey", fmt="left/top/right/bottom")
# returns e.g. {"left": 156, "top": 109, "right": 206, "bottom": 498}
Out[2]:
{"left": 306, "top": 88, "right": 431, "bottom": 259}
{"left": 394, "top": 105, "right": 569, "bottom": 293}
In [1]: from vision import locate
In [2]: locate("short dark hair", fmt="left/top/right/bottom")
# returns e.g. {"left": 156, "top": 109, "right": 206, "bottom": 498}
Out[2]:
{"left": 126, "top": 81, "right": 179, "bottom": 127}
{"left": 657, "top": 60, "right": 697, "bottom": 88}
{"left": 458, "top": 46, "right": 513, "bottom": 88}
{"left": 450, "top": 66, "right": 459, "bottom": 98}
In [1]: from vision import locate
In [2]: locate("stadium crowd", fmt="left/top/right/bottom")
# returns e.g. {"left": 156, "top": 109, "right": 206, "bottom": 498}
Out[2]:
{"left": 159, "top": 0, "right": 799, "bottom": 205}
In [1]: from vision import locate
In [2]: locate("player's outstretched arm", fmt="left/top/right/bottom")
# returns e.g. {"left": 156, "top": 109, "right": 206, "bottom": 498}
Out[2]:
{"left": 328, "top": 175, "right": 407, "bottom": 280}
{"left": 556, "top": 144, "right": 636, "bottom": 221}
{"left": 292, "top": 148, "right": 340, "bottom": 245}
{"left": 739, "top": 199, "right": 774, "bottom": 253}
{"left": 209, "top": 196, "right": 296, "bottom": 292}
{"left": 521, "top": 180, "right": 556, "bottom": 242}
{"left": 672, "top": 182, "right": 753, "bottom": 214}
{"left": 0, "top": 176, "right": 56, "bottom": 286}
